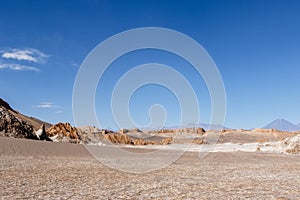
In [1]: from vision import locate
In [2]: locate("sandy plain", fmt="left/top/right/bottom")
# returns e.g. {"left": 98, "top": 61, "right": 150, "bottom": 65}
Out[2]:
{"left": 0, "top": 136, "right": 299, "bottom": 199}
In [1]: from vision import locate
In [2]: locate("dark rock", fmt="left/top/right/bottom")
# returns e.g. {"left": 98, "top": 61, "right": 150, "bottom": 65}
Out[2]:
{"left": 36, "top": 124, "right": 52, "bottom": 141}
{"left": 0, "top": 98, "right": 16, "bottom": 112}
{"left": 0, "top": 107, "right": 37, "bottom": 139}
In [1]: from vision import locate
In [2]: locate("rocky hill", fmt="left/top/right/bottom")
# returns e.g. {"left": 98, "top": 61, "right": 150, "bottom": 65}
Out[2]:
{"left": 0, "top": 98, "right": 39, "bottom": 139}
{"left": 0, "top": 98, "right": 15, "bottom": 111}
{"left": 0, "top": 98, "right": 54, "bottom": 140}
{"left": 0, "top": 98, "right": 52, "bottom": 129}
{"left": 0, "top": 106, "right": 37, "bottom": 139}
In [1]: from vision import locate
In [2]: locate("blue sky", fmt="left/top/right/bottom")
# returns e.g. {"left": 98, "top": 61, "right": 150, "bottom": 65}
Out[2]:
{"left": 0, "top": 0, "right": 300, "bottom": 130}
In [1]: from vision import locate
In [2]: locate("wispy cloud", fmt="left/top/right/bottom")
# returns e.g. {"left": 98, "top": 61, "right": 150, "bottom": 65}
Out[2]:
{"left": 71, "top": 62, "right": 79, "bottom": 68}
{"left": 0, "top": 63, "right": 39, "bottom": 72}
{"left": 1, "top": 48, "right": 49, "bottom": 63}
{"left": 32, "top": 102, "right": 61, "bottom": 108}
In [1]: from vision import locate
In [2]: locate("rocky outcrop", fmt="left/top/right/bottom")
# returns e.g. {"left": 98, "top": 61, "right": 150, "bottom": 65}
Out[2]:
{"left": 0, "top": 107, "right": 37, "bottom": 139}
{"left": 256, "top": 134, "right": 300, "bottom": 154}
{"left": 196, "top": 128, "right": 206, "bottom": 135}
{"left": 78, "top": 126, "right": 173, "bottom": 145}
{"left": 0, "top": 98, "right": 185, "bottom": 146}
{"left": 77, "top": 126, "right": 114, "bottom": 144}
{"left": 0, "top": 98, "right": 16, "bottom": 112}
{"left": 104, "top": 132, "right": 173, "bottom": 145}
{"left": 118, "top": 129, "right": 129, "bottom": 134}
{"left": 273, "top": 134, "right": 300, "bottom": 154}
{"left": 0, "top": 98, "right": 54, "bottom": 141}
{"left": 131, "top": 135, "right": 173, "bottom": 145}
{"left": 47, "top": 123, "right": 81, "bottom": 143}
{"left": 130, "top": 128, "right": 143, "bottom": 133}
{"left": 105, "top": 133, "right": 131, "bottom": 144}
{"left": 35, "top": 124, "right": 52, "bottom": 141}
{"left": 192, "top": 138, "right": 206, "bottom": 144}
{"left": 0, "top": 98, "right": 53, "bottom": 141}
{"left": 252, "top": 128, "right": 280, "bottom": 133}
{"left": 157, "top": 129, "right": 176, "bottom": 133}
{"left": 148, "top": 127, "right": 206, "bottom": 135}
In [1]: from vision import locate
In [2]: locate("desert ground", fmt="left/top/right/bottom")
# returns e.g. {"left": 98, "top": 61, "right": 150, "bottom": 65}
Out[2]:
{"left": 0, "top": 137, "right": 299, "bottom": 199}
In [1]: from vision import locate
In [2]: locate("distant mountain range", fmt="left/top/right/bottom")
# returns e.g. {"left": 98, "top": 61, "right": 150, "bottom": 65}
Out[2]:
{"left": 160, "top": 123, "right": 229, "bottom": 131}
{"left": 187, "top": 123, "right": 229, "bottom": 130}
{"left": 263, "top": 119, "right": 300, "bottom": 132}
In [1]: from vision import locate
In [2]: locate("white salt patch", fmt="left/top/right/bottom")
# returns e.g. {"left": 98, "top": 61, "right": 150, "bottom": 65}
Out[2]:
{"left": 85, "top": 134, "right": 300, "bottom": 154}
{"left": 122, "top": 143, "right": 260, "bottom": 153}
{"left": 258, "top": 134, "right": 300, "bottom": 154}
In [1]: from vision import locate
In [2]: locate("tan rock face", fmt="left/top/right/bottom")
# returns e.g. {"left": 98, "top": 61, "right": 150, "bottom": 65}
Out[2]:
{"left": 79, "top": 127, "right": 172, "bottom": 145}
{"left": 118, "top": 129, "right": 129, "bottom": 134}
{"left": 129, "top": 135, "right": 173, "bottom": 145}
{"left": 157, "top": 129, "right": 176, "bottom": 133}
{"left": 103, "top": 132, "right": 173, "bottom": 145}
{"left": 105, "top": 133, "right": 132, "bottom": 144}
{"left": 196, "top": 128, "right": 206, "bottom": 135}
{"left": 150, "top": 127, "right": 206, "bottom": 135}
{"left": 192, "top": 138, "right": 206, "bottom": 144}
{"left": 47, "top": 123, "right": 81, "bottom": 143}
{"left": 130, "top": 128, "right": 143, "bottom": 133}
{"left": 252, "top": 128, "right": 280, "bottom": 133}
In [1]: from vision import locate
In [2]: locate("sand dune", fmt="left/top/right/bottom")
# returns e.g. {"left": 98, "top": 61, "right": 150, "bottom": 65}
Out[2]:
{"left": 0, "top": 137, "right": 91, "bottom": 158}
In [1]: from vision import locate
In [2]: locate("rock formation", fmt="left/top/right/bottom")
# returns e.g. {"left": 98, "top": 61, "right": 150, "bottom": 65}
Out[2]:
{"left": 77, "top": 126, "right": 114, "bottom": 144}
{"left": 0, "top": 98, "right": 16, "bottom": 112}
{"left": 35, "top": 124, "right": 52, "bottom": 141}
{"left": 47, "top": 123, "right": 81, "bottom": 143}
{"left": 196, "top": 128, "right": 206, "bottom": 135}
{"left": 192, "top": 138, "right": 206, "bottom": 144}
{"left": 149, "top": 127, "right": 206, "bottom": 135}
{"left": 104, "top": 132, "right": 173, "bottom": 145}
{"left": 130, "top": 128, "right": 143, "bottom": 133}
{"left": 273, "top": 134, "right": 300, "bottom": 154}
{"left": 0, "top": 104, "right": 37, "bottom": 139}
{"left": 105, "top": 132, "right": 132, "bottom": 144}
{"left": 252, "top": 128, "right": 280, "bottom": 133}
{"left": 118, "top": 129, "right": 129, "bottom": 134}
{"left": 0, "top": 98, "right": 199, "bottom": 146}
{"left": 78, "top": 126, "right": 173, "bottom": 145}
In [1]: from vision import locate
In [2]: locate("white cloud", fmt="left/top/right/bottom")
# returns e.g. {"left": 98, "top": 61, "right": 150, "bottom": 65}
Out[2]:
{"left": 32, "top": 102, "right": 61, "bottom": 108}
{"left": 71, "top": 62, "right": 79, "bottom": 68}
{"left": 1, "top": 48, "right": 49, "bottom": 63}
{"left": 0, "top": 63, "right": 39, "bottom": 71}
